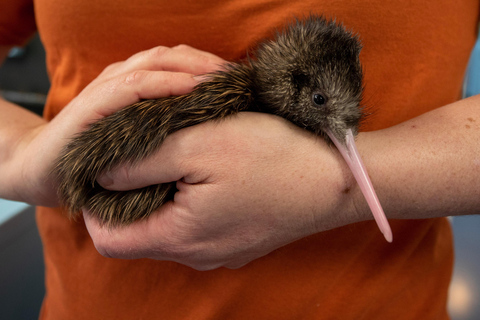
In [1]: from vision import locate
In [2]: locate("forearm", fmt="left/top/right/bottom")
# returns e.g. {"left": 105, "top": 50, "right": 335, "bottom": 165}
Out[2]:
{"left": 0, "top": 97, "right": 47, "bottom": 201}
{"left": 357, "top": 94, "right": 480, "bottom": 220}
{"left": 0, "top": 45, "right": 47, "bottom": 202}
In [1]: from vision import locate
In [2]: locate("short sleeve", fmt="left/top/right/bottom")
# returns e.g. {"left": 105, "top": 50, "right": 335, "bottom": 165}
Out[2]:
{"left": 0, "top": 0, "right": 37, "bottom": 46}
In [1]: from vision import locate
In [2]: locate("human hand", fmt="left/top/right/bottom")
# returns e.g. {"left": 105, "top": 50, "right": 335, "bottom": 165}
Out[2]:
{"left": 89, "top": 112, "right": 364, "bottom": 270}
{"left": 9, "top": 45, "right": 225, "bottom": 206}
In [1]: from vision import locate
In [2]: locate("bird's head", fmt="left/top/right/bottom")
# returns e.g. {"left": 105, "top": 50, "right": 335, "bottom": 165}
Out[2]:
{"left": 252, "top": 15, "right": 364, "bottom": 145}
{"left": 252, "top": 16, "right": 392, "bottom": 242}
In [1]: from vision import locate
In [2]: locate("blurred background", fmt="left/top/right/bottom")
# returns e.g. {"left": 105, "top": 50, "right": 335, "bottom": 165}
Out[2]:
{"left": 0, "top": 34, "right": 479, "bottom": 319}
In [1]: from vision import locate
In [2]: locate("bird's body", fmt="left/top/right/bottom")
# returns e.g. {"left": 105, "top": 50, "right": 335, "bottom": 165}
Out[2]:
{"left": 54, "top": 15, "right": 393, "bottom": 241}
{"left": 56, "top": 63, "right": 257, "bottom": 224}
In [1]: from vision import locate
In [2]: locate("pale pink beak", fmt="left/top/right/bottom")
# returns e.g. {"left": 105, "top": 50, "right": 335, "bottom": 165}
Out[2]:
{"left": 326, "top": 129, "right": 393, "bottom": 242}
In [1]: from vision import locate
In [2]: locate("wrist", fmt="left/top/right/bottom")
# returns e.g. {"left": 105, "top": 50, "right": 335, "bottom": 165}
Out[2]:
{"left": 4, "top": 123, "right": 58, "bottom": 206}
{"left": 346, "top": 131, "right": 390, "bottom": 225}
{"left": 305, "top": 137, "right": 370, "bottom": 235}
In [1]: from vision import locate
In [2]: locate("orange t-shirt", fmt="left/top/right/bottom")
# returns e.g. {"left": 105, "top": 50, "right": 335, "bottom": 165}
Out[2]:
{"left": 2, "top": 1, "right": 479, "bottom": 319}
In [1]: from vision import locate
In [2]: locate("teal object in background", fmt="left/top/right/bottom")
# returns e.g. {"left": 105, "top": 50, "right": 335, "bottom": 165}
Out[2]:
{"left": 464, "top": 28, "right": 480, "bottom": 98}
{"left": 0, "top": 199, "right": 29, "bottom": 225}
{"left": 447, "top": 28, "right": 480, "bottom": 320}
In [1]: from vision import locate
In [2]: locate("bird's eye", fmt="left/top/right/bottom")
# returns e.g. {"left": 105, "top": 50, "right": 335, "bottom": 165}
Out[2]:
{"left": 312, "top": 93, "right": 326, "bottom": 106}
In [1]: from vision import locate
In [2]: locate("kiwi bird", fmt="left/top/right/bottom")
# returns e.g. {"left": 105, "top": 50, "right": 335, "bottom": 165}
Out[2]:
{"left": 54, "top": 15, "right": 393, "bottom": 242}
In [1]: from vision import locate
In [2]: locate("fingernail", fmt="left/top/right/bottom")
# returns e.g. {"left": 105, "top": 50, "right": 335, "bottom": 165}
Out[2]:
{"left": 97, "top": 172, "right": 113, "bottom": 187}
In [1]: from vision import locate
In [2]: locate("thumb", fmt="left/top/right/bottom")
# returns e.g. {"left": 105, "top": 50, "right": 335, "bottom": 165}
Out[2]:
{"left": 96, "top": 125, "right": 205, "bottom": 191}
{"left": 83, "top": 201, "right": 181, "bottom": 260}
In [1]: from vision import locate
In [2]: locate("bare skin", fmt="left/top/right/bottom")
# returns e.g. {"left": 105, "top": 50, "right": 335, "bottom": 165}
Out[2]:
{"left": 1, "top": 45, "right": 479, "bottom": 270}
{"left": 0, "top": 45, "right": 223, "bottom": 205}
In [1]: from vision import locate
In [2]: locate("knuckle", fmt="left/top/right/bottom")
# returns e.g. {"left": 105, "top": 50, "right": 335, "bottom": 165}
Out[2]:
{"left": 91, "top": 234, "right": 115, "bottom": 258}
{"left": 148, "top": 45, "right": 170, "bottom": 60}
{"left": 197, "top": 55, "right": 215, "bottom": 69}
{"left": 190, "top": 264, "right": 218, "bottom": 271}
{"left": 123, "top": 70, "right": 146, "bottom": 85}
{"left": 95, "top": 74, "right": 126, "bottom": 98}
{"left": 100, "top": 78, "right": 121, "bottom": 97}
{"left": 172, "top": 44, "right": 192, "bottom": 51}
{"left": 96, "top": 244, "right": 113, "bottom": 258}
{"left": 93, "top": 233, "right": 138, "bottom": 260}
{"left": 101, "top": 62, "right": 121, "bottom": 75}
{"left": 173, "top": 44, "right": 222, "bottom": 71}
{"left": 180, "top": 255, "right": 223, "bottom": 271}
{"left": 225, "top": 262, "right": 247, "bottom": 270}
{"left": 86, "top": 218, "right": 129, "bottom": 259}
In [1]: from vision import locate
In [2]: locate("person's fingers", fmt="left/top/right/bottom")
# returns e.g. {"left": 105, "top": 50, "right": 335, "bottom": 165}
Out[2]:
{"left": 99, "top": 45, "right": 226, "bottom": 80}
{"left": 56, "top": 70, "right": 200, "bottom": 137}
{"left": 96, "top": 121, "right": 205, "bottom": 190}
{"left": 83, "top": 201, "right": 192, "bottom": 262}
{"left": 84, "top": 205, "right": 249, "bottom": 270}
{"left": 95, "top": 113, "right": 289, "bottom": 191}
{"left": 89, "top": 70, "right": 201, "bottom": 118}
{"left": 83, "top": 208, "right": 154, "bottom": 259}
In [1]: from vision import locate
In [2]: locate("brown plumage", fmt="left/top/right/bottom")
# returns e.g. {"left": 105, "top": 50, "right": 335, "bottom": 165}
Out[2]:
{"left": 54, "top": 15, "right": 367, "bottom": 227}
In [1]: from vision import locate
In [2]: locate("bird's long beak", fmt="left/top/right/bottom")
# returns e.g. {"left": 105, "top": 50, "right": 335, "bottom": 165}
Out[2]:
{"left": 326, "top": 128, "right": 393, "bottom": 242}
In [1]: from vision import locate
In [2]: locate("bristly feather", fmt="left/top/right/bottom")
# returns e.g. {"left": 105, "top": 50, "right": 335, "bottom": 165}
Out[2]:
{"left": 53, "top": 15, "right": 364, "bottom": 226}
{"left": 54, "top": 63, "right": 256, "bottom": 225}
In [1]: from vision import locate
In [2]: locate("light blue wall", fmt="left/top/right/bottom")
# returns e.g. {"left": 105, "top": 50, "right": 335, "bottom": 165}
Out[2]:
{"left": 465, "top": 29, "right": 480, "bottom": 97}
{"left": 0, "top": 199, "right": 30, "bottom": 225}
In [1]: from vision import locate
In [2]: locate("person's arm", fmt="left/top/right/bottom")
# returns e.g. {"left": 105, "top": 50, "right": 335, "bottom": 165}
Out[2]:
{"left": 0, "top": 45, "right": 49, "bottom": 204}
{"left": 356, "top": 94, "right": 480, "bottom": 220}
{"left": 0, "top": 44, "right": 225, "bottom": 207}
{"left": 88, "top": 94, "right": 480, "bottom": 270}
